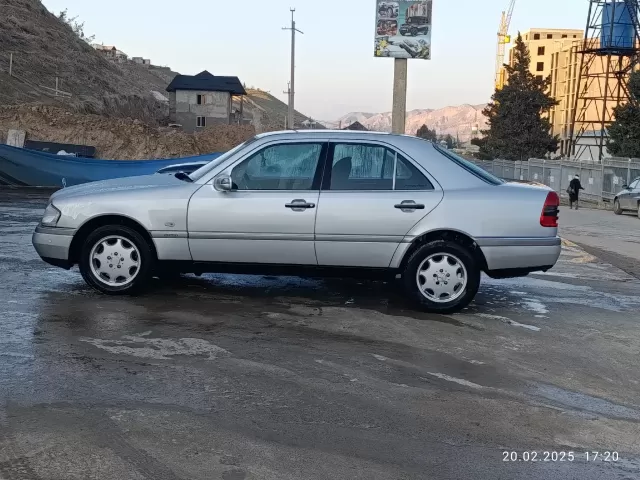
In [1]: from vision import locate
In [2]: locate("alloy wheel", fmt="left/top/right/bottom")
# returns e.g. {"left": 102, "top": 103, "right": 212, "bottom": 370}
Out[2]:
{"left": 90, "top": 235, "right": 141, "bottom": 287}
{"left": 416, "top": 253, "right": 468, "bottom": 303}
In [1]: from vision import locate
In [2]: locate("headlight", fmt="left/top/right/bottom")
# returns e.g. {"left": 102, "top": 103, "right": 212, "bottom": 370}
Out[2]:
{"left": 41, "top": 204, "right": 61, "bottom": 227}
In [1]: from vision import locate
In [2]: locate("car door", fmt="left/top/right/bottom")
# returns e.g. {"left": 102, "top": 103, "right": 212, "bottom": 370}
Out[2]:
{"left": 314, "top": 142, "right": 443, "bottom": 268}
{"left": 187, "top": 141, "right": 327, "bottom": 265}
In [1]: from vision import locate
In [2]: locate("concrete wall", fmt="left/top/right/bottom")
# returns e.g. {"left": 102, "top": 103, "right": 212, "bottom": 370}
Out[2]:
{"left": 170, "top": 90, "right": 231, "bottom": 133}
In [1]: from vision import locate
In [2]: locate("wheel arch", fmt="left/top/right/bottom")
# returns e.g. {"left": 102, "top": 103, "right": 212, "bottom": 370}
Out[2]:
{"left": 69, "top": 215, "right": 157, "bottom": 264}
{"left": 397, "top": 229, "right": 488, "bottom": 272}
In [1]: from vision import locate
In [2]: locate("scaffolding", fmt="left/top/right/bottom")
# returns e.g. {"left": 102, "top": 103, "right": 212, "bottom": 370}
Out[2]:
{"left": 569, "top": 0, "right": 640, "bottom": 161}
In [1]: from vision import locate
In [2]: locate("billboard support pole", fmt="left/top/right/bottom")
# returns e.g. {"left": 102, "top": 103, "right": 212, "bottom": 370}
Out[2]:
{"left": 392, "top": 58, "right": 407, "bottom": 134}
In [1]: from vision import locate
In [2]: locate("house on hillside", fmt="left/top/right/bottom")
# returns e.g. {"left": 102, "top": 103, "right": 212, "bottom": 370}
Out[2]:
{"left": 93, "top": 44, "right": 117, "bottom": 60}
{"left": 132, "top": 57, "right": 152, "bottom": 66}
{"left": 93, "top": 44, "right": 128, "bottom": 63}
{"left": 166, "top": 70, "right": 246, "bottom": 133}
{"left": 343, "top": 121, "right": 369, "bottom": 131}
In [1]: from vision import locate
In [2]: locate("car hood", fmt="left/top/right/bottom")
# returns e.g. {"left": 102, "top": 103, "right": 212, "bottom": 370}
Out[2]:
{"left": 51, "top": 174, "right": 186, "bottom": 202}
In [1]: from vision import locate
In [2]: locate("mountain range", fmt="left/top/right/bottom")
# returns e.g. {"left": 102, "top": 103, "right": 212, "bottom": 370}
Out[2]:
{"left": 334, "top": 104, "right": 488, "bottom": 142}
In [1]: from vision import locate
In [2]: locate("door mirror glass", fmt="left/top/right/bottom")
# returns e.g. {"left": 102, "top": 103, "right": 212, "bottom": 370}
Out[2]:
{"left": 213, "top": 174, "right": 234, "bottom": 192}
{"left": 622, "top": 184, "right": 629, "bottom": 190}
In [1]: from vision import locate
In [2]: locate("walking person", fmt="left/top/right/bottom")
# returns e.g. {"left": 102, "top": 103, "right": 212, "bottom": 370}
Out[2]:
{"left": 567, "top": 175, "right": 585, "bottom": 210}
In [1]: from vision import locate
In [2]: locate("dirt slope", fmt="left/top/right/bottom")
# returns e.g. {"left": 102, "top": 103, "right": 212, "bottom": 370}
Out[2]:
{"left": 0, "top": 105, "right": 256, "bottom": 159}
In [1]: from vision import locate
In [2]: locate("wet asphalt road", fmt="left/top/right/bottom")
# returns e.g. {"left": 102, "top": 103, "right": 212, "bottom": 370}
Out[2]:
{"left": 2, "top": 189, "right": 640, "bottom": 480}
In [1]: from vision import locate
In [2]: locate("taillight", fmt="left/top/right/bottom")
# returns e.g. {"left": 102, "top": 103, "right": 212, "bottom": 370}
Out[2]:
{"left": 540, "top": 191, "right": 560, "bottom": 227}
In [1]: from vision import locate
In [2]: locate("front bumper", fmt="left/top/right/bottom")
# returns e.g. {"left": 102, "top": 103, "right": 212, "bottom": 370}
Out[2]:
{"left": 32, "top": 226, "right": 75, "bottom": 269}
{"left": 477, "top": 236, "right": 562, "bottom": 272}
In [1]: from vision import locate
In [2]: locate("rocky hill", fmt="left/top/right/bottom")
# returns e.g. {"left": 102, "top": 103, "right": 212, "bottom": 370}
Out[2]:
{"left": 0, "top": 0, "right": 313, "bottom": 132}
{"left": 336, "top": 104, "right": 488, "bottom": 142}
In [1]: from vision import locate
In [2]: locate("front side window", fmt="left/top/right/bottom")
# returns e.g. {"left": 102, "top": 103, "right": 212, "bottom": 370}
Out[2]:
{"left": 629, "top": 179, "right": 640, "bottom": 190}
{"left": 231, "top": 143, "right": 323, "bottom": 190}
{"left": 329, "top": 143, "right": 433, "bottom": 191}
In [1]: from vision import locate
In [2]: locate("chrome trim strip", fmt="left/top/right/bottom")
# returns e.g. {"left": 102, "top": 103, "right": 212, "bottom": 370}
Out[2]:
{"left": 475, "top": 237, "right": 561, "bottom": 247}
{"left": 150, "top": 231, "right": 188, "bottom": 239}
{"left": 34, "top": 226, "right": 75, "bottom": 236}
{"left": 189, "top": 232, "right": 315, "bottom": 241}
{"left": 186, "top": 232, "right": 406, "bottom": 243}
{"left": 316, "top": 234, "right": 405, "bottom": 243}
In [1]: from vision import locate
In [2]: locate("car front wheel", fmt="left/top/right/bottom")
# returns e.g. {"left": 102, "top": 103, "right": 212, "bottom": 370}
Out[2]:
{"left": 79, "top": 225, "right": 154, "bottom": 295}
{"left": 402, "top": 240, "right": 480, "bottom": 314}
{"left": 614, "top": 198, "right": 623, "bottom": 215}
{"left": 637, "top": 203, "right": 640, "bottom": 219}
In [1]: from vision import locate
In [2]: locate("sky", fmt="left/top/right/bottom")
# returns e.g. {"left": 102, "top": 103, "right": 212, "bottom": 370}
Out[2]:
{"left": 42, "top": 0, "right": 586, "bottom": 122}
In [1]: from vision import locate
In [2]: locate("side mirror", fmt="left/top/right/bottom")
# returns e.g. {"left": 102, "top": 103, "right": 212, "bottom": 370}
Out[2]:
{"left": 213, "top": 174, "right": 234, "bottom": 192}
{"left": 621, "top": 185, "right": 629, "bottom": 190}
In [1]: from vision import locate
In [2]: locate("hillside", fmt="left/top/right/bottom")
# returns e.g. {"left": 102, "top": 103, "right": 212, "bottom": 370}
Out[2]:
{"left": 0, "top": 104, "right": 256, "bottom": 159}
{"left": 336, "top": 104, "right": 488, "bottom": 142}
{"left": 0, "top": 0, "right": 314, "bottom": 133}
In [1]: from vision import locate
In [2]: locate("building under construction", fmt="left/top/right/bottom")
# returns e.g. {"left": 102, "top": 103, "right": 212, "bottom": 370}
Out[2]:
{"left": 497, "top": 1, "right": 640, "bottom": 161}
{"left": 569, "top": 0, "right": 640, "bottom": 161}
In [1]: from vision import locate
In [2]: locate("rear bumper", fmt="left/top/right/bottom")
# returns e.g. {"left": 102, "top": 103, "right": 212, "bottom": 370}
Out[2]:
{"left": 32, "top": 226, "right": 75, "bottom": 269}
{"left": 477, "top": 237, "right": 562, "bottom": 272}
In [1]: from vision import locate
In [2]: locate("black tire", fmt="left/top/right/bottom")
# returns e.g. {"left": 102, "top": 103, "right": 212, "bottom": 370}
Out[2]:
{"left": 637, "top": 203, "right": 640, "bottom": 220}
{"left": 402, "top": 240, "right": 481, "bottom": 314}
{"left": 79, "top": 225, "right": 155, "bottom": 295}
{"left": 613, "top": 198, "right": 623, "bottom": 215}
{"left": 410, "top": 27, "right": 418, "bottom": 36}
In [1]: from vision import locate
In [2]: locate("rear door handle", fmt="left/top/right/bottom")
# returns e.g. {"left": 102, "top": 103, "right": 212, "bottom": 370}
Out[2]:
{"left": 285, "top": 199, "right": 316, "bottom": 211}
{"left": 395, "top": 201, "right": 425, "bottom": 211}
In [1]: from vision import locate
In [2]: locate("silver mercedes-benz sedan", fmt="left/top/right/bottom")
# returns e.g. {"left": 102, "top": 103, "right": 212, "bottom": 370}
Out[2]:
{"left": 33, "top": 130, "right": 561, "bottom": 313}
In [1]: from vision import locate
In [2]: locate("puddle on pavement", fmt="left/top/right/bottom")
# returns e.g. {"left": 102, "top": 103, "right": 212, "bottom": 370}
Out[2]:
{"left": 534, "top": 384, "right": 640, "bottom": 421}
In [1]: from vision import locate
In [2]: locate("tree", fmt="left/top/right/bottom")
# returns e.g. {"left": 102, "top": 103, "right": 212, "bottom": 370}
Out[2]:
{"left": 470, "top": 137, "right": 494, "bottom": 160}
{"left": 416, "top": 124, "right": 437, "bottom": 142}
{"left": 607, "top": 71, "right": 640, "bottom": 158}
{"left": 58, "top": 9, "right": 95, "bottom": 44}
{"left": 481, "top": 33, "right": 559, "bottom": 161}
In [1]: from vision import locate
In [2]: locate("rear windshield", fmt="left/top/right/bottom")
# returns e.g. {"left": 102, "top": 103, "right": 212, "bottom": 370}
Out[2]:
{"left": 433, "top": 144, "right": 504, "bottom": 186}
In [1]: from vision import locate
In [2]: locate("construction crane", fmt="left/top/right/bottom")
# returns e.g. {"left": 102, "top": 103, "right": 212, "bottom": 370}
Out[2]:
{"left": 495, "top": 0, "right": 516, "bottom": 90}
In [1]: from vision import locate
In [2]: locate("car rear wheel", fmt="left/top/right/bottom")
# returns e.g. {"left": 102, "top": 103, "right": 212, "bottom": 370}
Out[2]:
{"left": 402, "top": 240, "right": 480, "bottom": 314}
{"left": 79, "top": 225, "right": 154, "bottom": 295}
{"left": 614, "top": 198, "right": 623, "bottom": 215}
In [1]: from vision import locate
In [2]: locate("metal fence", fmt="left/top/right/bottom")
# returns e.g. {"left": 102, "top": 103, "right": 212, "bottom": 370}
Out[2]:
{"left": 469, "top": 158, "right": 640, "bottom": 203}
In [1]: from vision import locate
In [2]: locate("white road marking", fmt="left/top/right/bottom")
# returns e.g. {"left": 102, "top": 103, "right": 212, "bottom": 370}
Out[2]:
{"left": 426, "top": 372, "right": 484, "bottom": 389}
{"left": 371, "top": 354, "right": 388, "bottom": 361}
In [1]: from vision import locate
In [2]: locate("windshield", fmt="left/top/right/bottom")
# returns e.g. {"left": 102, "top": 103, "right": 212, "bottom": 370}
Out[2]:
{"left": 188, "top": 138, "right": 257, "bottom": 182}
{"left": 433, "top": 143, "right": 504, "bottom": 185}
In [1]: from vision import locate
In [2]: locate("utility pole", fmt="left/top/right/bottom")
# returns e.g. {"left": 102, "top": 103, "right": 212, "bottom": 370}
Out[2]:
{"left": 283, "top": 82, "right": 291, "bottom": 128}
{"left": 283, "top": 8, "right": 303, "bottom": 130}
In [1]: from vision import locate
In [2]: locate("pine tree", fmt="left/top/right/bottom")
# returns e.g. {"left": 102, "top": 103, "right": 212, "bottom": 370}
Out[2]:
{"left": 607, "top": 71, "right": 640, "bottom": 158}
{"left": 482, "top": 33, "right": 559, "bottom": 160}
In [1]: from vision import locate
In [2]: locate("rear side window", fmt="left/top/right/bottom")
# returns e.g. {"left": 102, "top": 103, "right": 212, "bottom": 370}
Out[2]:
{"left": 328, "top": 143, "right": 434, "bottom": 191}
{"left": 433, "top": 144, "right": 504, "bottom": 185}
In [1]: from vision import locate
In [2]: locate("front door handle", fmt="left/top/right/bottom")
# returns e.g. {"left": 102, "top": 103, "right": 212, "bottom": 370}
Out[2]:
{"left": 285, "top": 199, "right": 316, "bottom": 211}
{"left": 395, "top": 201, "right": 425, "bottom": 211}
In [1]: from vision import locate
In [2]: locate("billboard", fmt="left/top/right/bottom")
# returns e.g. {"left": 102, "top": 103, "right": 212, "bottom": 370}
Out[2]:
{"left": 374, "top": 1, "right": 432, "bottom": 60}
